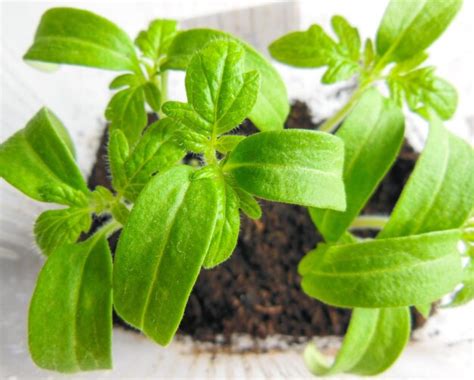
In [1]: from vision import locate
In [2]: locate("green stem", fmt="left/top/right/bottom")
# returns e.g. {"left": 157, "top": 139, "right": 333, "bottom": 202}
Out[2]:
{"left": 350, "top": 215, "right": 389, "bottom": 230}
{"left": 318, "top": 84, "right": 370, "bottom": 133}
{"left": 97, "top": 219, "right": 122, "bottom": 238}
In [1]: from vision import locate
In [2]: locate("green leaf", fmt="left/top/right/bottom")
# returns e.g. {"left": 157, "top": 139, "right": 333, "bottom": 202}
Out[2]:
{"left": 305, "top": 307, "right": 410, "bottom": 376}
{"left": 109, "top": 73, "right": 142, "bottom": 89}
{"left": 388, "top": 66, "right": 458, "bottom": 120}
{"left": 28, "top": 235, "right": 113, "bottom": 372}
{"left": 135, "top": 19, "right": 177, "bottom": 60}
{"left": 376, "top": 0, "right": 463, "bottom": 63}
{"left": 105, "top": 85, "right": 147, "bottom": 146}
{"left": 165, "top": 40, "right": 260, "bottom": 136}
{"left": 215, "top": 135, "right": 246, "bottom": 154}
{"left": 203, "top": 177, "right": 240, "bottom": 269}
{"left": 415, "top": 303, "right": 432, "bottom": 318}
{"left": 34, "top": 208, "right": 91, "bottom": 256}
{"left": 162, "top": 102, "right": 211, "bottom": 134}
{"left": 299, "top": 229, "right": 463, "bottom": 308}
{"left": 224, "top": 129, "right": 346, "bottom": 210}
{"left": 234, "top": 187, "right": 262, "bottom": 220}
{"left": 108, "top": 129, "right": 130, "bottom": 191}
{"left": 143, "top": 81, "right": 161, "bottom": 112}
{"left": 379, "top": 115, "right": 474, "bottom": 238}
{"left": 269, "top": 17, "right": 361, "bottom": 83}
{"left": 121, "top": 118, "right": 185, "bottom": 201}
{"left": 449, "top": 261, "right": 474, "bottom": 307}
{"left": 24, "top": 7, "right": 139, "bottom": 72}
{"left": 0, "top": 108, "right": 88, "bottom": 205}
{"left": 310, "top": 89, "right": 405, "bottom": 242}
{"left": 114, "top": 165, "right": 220, "bottom": 345}
{"left": 164, "top": 29, "right": 289, "bottom": 132}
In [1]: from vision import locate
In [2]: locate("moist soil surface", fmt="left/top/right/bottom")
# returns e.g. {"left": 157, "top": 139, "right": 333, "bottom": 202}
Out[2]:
{"left": 88, "top": 101, "right": 425, "bottom": 344}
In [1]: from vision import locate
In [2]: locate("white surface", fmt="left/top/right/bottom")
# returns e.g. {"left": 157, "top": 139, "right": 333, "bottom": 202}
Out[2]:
{"left": 1, "top": 1, "right": 473, "bottom": 379}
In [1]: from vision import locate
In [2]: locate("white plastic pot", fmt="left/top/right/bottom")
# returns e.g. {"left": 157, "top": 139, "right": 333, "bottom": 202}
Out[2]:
{"left": 1, "top": 2, "right": 473, "bottom": 379}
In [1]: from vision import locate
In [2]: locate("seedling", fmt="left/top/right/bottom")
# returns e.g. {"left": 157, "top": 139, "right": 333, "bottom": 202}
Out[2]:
{"left": 0, "top": 8, "right": 345, "bottom": 373}
{"left": 270, "top": 0, "right": 474, "bottom": 375}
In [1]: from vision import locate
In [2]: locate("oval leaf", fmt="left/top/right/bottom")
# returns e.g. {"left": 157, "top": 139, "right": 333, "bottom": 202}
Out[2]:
{"left": 24, "top": 7, "right": 139, "bottom": 72}
{"left": 28, "top": 235, "right": 113, "bottom": 372}
{"left": 0, "top": 108, "right": 88, "bottom": 205}
{"left": 224, "top": 129, "right": 346, "bottom": 210}
{"left": 305, "top": 307, "right": 410, "bottom": 376}
{"left": 376, "top": 0, "right": 462, "bottom": 62}
{"left": 163, "top": 29, "right": 289, "bottom": 132}
{"left": 311, "top": 89, "right": 405, "bottom": 242}
{"left": 113, "top": 165, "right": 219, "bottom": 345}
{"left": 299, "top": 230, "right": 463, "bottom": 308}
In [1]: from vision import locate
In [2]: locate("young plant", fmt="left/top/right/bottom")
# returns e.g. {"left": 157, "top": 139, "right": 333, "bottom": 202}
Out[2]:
{"left": 0, "top": 8, "right": 346, "bottom": 373}
{"left": 270, "top": 0, "right": 474, "bottom": 376}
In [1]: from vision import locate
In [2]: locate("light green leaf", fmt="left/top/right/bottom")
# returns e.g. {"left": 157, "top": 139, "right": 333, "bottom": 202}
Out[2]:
{"left": 105, "top": 85, "right": 147, "bottom": 146}
{"left": 204, "top": 177, "right": 240, "bottom": 268}
{"left": 376, "top": 0, "right": 463, "bottom": 63}
{"left": 24, "top": 7, "right": 139, "bottom": 72}
{"left": 224, "top": 129, "right": 346, "bottom": 210}
{"left": 379, "top": 115, "right": 474, "bottom": 238}
{"left": 122, "top": 118, "right": 185, "bottom": 201}
{"left": 171, "top": 39, "right": 260, "bottom": 136}
{"left": 388, "top": 66, "right": 457, "bottom": 120}
{"left": 215, "top": 135, "right": 246, "bottom": 154}
{"left": 108, "top": 129, "right": 130, "bottom": 191}
{"left": 164, "top": 29, "right": 289, "bottom": 132}
{"left": 114, "top": 165, "right": 220, "bottom": 345}
{"left": 311, "top": 89, "right": 404, "bottom": 242}
{"left": 162, "top": 102, "right": 211, "bottom": 133}
{"left": 269, "top": 17, "right": 361, "bottom": 83}
{"left": 0, "top": 108, "right": 88, "bottom": 205}
{"left": 234, "top": 187, "right": 262, "bottom": 220}
{"left": 109, "top": 73, "right": 141, "bottom": 89}
{"left": 135, "top": 19, "right": 177, "bottom": 60}
{"left": 299, "top": 230, "right": 463, "bottom": 308}
{"left": 305, "top": 307, "right": 410, "bottom": 376}
{"left": 28, "top": 235, "right": 113, "bottom": 372}
{"left": 143, "top": 81, "right": 161, "bottom": 112}
{"left": 415, "top": 303, "right": 432, "bottom": 318}
{"left": 449, "top": 261, "right": 474, "bottom": 307}
{"left": 34, "top": 208, "right": 91, "bottom": 256}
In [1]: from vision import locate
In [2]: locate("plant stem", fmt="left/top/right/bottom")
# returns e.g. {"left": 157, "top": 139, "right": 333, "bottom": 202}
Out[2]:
{"left": 318, "top": 84, "right": 370, "bottom": 133}
{"left": 97, "top": 219, "right": 122, "bottom": 238}
{"left": 350, "top": 215, "right": 389, "bottom": 230}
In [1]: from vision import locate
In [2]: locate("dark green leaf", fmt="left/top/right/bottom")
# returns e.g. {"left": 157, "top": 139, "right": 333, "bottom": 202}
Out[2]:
{"left": 299, "top": 229, "right": 463, "bottom": 308}
{"left": 29, "top": 235, "right": 113, "bottom": 372}
{"left": 310, "top": 89, "right": 405, "bottom": 242}
{"left": 24, "top": 8, "right": 139, "bottom": 72}
{"left": 34, "top": 208, "right": 91, "bottom": 256}
{"left": 0, "top": 108, "right": 88, "bottom": 205}
{"left": 376, "top": 0, "right": 463, "bottom": 63}
{"left": 305, "top": 307, "right": 410, "bottom": 375}
{"left": 203, "top": 177, "right": 240, "bottom": 268}
{"left": 164, "top": 29, "right": 289, "bottom": 132}
{"left": 114, "top": 165, "right": 220, "bottom": 345}
{"left": 224, "top": 129, "right": 346, "bottom": 210}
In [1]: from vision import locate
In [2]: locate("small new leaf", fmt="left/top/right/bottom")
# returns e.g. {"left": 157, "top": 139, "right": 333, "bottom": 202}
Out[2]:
{"left": 34, "top": 208, "right": 91, "bottom": 256}
{"left": 269, "top": 16, "right": 361, "bottom": 84}
{"left": 164, "top": 39, "right": 260, "bottom": 136}
{"left": 135, "top": 19, "right": 177, "bottom": 61}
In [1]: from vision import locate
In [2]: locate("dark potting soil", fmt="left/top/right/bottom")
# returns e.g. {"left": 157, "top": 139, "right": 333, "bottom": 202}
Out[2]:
{"left": 87, "top": 101, "right": 425, "bottom": 344}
